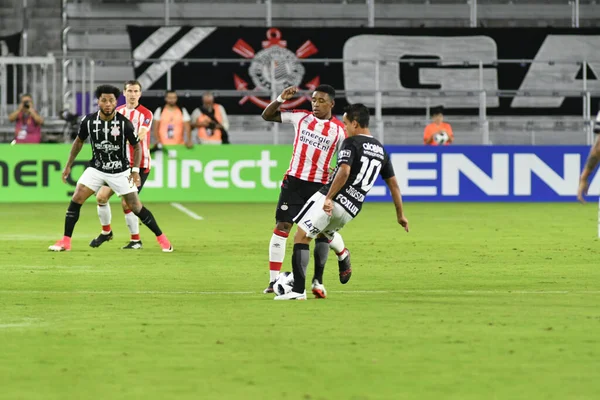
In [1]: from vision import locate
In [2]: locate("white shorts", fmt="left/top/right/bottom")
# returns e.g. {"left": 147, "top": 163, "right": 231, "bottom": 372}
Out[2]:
{"left": 78, "top": 168, "right": 138, "bottom": 196}
{"left": 294, "top": 192, "right": 354, "bottom": 239}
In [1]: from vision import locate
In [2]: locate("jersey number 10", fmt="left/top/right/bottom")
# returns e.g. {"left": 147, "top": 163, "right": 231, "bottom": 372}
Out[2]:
{"left": 352, "top": 156, "right": 382, "bottom": 192}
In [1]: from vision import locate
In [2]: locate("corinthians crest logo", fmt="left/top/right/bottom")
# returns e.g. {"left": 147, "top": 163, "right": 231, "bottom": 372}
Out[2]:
{"left": 232, "top": 28, "right": 320, "bottom": 109}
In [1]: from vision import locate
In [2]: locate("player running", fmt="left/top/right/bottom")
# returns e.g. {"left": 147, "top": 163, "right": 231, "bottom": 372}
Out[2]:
{"left": 261, "top": 84, "right": 350, "bottom": 298}
{"left": 90, "top": 80, "right": 154, "bottom": 249}
{"left": 275, "top": 103, "right": 409, "bottom": 300}
{"left": 48, "top": 85, "right": 173, "bottom": 253}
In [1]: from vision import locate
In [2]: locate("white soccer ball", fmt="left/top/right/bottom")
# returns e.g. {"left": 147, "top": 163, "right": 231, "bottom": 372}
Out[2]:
{"left": 273, "top": 271, "right": 294, "bottom": 296}
{"left": 434, "top": 131, "right": 450, "bottom": 145}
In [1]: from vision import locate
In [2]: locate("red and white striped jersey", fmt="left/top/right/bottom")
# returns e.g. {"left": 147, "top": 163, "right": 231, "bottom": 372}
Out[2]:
{"left": 281, "top": 109, "right": 347, "bottom": 184}
{"left": 116, "top": 104, "right": 153, "bottom": 171}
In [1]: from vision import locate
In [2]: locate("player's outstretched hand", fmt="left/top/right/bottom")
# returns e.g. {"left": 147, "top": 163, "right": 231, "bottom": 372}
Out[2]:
{"left": 61, "top": 166, "right": 71, "bottom": 184}
{"left": 280, "top": 86, "right": 298, "bottom": 101}
{"left": 398, "top": 215, "right": 409, "bottom": 232}
{"left": 323, "top": 198, "right": 334, "bottom": 216}
{"left": 577, "top": 178, "right": 589, "bottom": 204}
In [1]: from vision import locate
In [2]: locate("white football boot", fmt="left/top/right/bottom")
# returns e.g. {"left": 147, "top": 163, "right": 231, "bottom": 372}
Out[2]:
{"left": 274, "top": 290, "right": 307, "bottom": 300}
{"left": 311, "top": 279, "right": 327, "bottom": 299}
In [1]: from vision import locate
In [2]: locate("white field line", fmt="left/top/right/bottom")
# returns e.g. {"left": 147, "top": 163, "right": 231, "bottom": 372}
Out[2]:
{"left": 0, "top": 290, "right": 599, "bottom": 296}
{"left": 0, "top": 234, "right": 58, "bottom": 241}
{"left": 0, "top": 323, "right": 35, "bottom": 329}
{"left": 170, "top": 203, "right": 204, "bottom": 220}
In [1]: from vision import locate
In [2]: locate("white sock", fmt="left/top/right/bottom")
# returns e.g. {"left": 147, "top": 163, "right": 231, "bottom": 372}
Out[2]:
{"left": 97, "top": 203, "right": 112, "bottom": 233}
{"left": 329, "top": 232, "right": 348, "bottom": 261}
{"left": 269, "top": 229, "right": 289, "bottom": 282}
{"left": 124, "top": 211, "right": 140, "bottom": 241}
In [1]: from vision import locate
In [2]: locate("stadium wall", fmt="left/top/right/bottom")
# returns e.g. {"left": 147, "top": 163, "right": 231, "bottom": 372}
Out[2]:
{"left": 0, "top": 144, "right": 596, "bottom": 203}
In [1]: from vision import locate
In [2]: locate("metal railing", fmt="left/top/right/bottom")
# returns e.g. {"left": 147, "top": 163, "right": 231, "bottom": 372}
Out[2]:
{"left": 84, "top": 57, "right": 599, "bottom": 143}
{"left": 0, "top": 55, "right": 95, "bottom": 122}
{"left": 1, "top": 55, "right": 598, "bottom": 145}
{"left": 60, "top": 0, "right": 584, "bottom": 29}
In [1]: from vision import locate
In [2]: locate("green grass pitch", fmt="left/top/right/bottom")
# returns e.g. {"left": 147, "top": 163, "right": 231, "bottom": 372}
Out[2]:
{"left": 1, "top": 202, "right": 600, "bottom": 399}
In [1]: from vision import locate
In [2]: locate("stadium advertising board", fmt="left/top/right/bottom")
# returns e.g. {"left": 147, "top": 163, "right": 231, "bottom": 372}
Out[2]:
{"left": 127, "top": 27, "right": 600, "bottom": 116}
{"left": 0, "top": 145, "right": 598, "bottom": 203}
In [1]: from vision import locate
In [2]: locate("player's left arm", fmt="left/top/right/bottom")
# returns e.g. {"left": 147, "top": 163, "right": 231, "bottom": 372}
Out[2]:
{"left": 578, "top": 133, "right": 600, "bottom": 203}
{"left": 124, "top": 118, "right": 142, "bottom": 184}
{"left": 381, "top": 156, "right": 408, "bottom": 232}
{"left": 138, "top": 108, "right": 153, "bottom": 141}
{"left": 446, "top": 124, "right": 454, "bottom": 144}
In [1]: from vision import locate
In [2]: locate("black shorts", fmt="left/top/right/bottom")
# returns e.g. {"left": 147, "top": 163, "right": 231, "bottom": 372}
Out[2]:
{"left": 275, "top": 175, "right": 324, "bottom": 224}
{"left": 137, "top": 170, "right": 150, "bottom": 194}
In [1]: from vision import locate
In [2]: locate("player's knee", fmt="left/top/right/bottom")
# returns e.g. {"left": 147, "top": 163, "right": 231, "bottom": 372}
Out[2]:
{"left": 96, "top": 194, "right": 109, "bottom": 205}
{"left": 275, "top": 221, "right": 292, "bottom": 233}
{"left": 294, "top": 227, "right": 310, "bottom": 244}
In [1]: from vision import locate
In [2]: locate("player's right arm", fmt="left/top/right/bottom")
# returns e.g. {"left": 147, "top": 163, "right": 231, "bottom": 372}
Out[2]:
{"left": 423, "top": 124, "right": 434, "bottom": 145}
{"left": 62, "top": 117, "right": 88, "bottom": 183}
{"left": 578, "top": 133, "right": 600, "bottom": 203}
{"left": 261, "top": 86, "right": 298, "bottom": 122}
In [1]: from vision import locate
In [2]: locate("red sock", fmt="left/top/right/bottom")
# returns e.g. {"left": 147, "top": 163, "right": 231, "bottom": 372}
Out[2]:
{"left": 131, "top": 234, "right": 140, "bottom": 241}
{"left": 102, "top": 224, "right": 111, "bottom": 233}
{"left": 269, "top": 261, "right": 283, "bottom": 271}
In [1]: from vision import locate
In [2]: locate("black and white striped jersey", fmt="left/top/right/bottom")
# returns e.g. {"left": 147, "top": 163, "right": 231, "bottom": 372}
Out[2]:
{"left": 77, "top": 111, "right": 139, "bottom": 174}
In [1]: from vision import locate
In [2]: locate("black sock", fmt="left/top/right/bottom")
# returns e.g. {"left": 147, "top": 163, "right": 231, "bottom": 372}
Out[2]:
{"left": 291, "top": 243, "right": 310, "bottom": 294}
{"left": 313, "top": 237, "right": 329, "bottom": 284}
{"left": 135, "top": 206, "right": 163, "bottom": 237}
{"left": 64, "top": 201, "right": 82, "bottom": 237}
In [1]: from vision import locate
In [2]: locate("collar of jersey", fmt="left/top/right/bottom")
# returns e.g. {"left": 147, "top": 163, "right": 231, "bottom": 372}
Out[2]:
{"left": 312, "top": 114, "right": 334, "bottom": 122}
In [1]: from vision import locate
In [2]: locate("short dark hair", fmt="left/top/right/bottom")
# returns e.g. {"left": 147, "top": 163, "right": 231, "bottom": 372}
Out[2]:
{"left": 165, "top": 90, "right": 177, "bottom": 96}
{"left": 314, "top": 84, "right": 335, "bottom": 101}
{"left": 431, "top": 105, "right": 444, "bottom": 116}
{"left": 344, "top": 103, "right": 370, "bottom": 128}
{"left": 95, "top": 85, "right": 121, "bottom": 99}
{"left": 124, "top": 80, "right": 142, "bottom": 91}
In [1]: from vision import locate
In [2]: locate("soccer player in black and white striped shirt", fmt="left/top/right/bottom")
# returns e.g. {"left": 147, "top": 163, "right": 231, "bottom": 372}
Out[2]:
{"left": 48, "top": 85, "right": 173, "bottom": 252}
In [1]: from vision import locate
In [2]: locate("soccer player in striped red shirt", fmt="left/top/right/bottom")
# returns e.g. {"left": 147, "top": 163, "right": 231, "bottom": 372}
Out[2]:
{"left": 90, "top": 80, "right": 154, "bottom": 250}
{"left": 261, "top": 84, "right": 352, "bottom": 298}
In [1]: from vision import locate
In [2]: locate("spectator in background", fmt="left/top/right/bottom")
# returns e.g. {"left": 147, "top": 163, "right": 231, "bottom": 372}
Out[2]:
{"left": 191, "top": 92, "right": 230, "bottom": 145}
{"left": 8, "top": 93, "right": 44, "bottom": 144}
{"left": 423, "top": 106, "right": 453, "bottom": 146}
{"left": 152, "top": 90, "right": 192, "bottom": 148}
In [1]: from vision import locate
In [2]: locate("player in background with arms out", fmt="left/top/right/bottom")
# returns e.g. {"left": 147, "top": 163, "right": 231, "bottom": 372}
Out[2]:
{"left": 90, "top": 80, "right": 154, "bottom": 249}
{"left": 577, "top": 109, "right": 600, "bottom": 206}
{"left": 423, "top": 106, "right": 454, "bottom": 146}
{"left": 261, "top": 84, "right": 350, "bottom": 298}
{"left": 275, "top": 103, "right": 409, "bottom": 300}
{"left": 48, "top": 85, "right": 173, "bottom": 252}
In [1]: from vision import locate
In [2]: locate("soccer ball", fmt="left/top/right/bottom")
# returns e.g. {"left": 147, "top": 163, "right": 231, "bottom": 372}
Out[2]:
{"left": 434, "top": 131, "right": 450, "bottom": 145}
{"left": 273, "top": 271, "right": 294, "bottom": 296}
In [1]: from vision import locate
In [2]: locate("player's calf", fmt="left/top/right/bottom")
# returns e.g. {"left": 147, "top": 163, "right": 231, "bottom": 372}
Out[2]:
{"left": 337, "top": 248, "right": 352, "bottom": 284}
